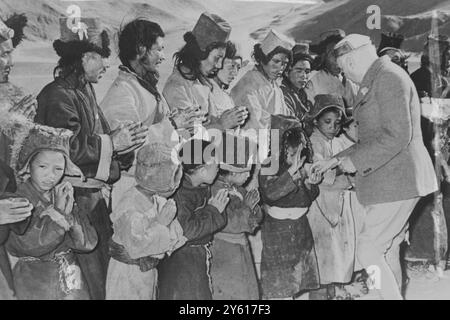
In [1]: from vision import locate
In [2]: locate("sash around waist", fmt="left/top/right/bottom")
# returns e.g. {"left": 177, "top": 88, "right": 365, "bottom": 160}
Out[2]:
{"left": 266, "top": 205, "right": 308, "bottom": 220}
{"left": 214, "top": 232, "right": 247, "bottom": 245}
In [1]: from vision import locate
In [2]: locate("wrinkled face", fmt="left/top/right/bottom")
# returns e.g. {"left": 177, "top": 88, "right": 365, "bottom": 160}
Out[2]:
{"left": 198, "top": 161, "right": 219, "bottom": 185}
{"left": 82, "top": 52, "right": 110, "bottom": 83}
{"left": 139, "top": 36, "right": 165, "bottom": 73}
{"left": 288, "top": 60, "right": 311, "bottom": 89}
{"left": 315, "top": 110, "right": 342, "bottom": 140}
{"left": 227, "top": 171, "right": 250, "bottom": 187}
{"left": 324, "top": 44, "right": 341, "bottom": 76}
{"left": 217, "top": 57, "right": 241, "bottom": 85}
{"left": 29, "top": 150, "right": 66, "bottom": 193}
{"left": 200, "top": 47, "right": 226, "bottom": 77}
{"left": 262, "top": 53, "right": 289, "bottom": 80}
{"left": 0, "top": 40, "right": 14, "bottom": 83}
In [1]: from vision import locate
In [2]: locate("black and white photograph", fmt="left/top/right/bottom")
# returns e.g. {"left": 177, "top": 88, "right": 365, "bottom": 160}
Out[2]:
{"left": 0, "top": 0, "right": 449, "bottom": 306}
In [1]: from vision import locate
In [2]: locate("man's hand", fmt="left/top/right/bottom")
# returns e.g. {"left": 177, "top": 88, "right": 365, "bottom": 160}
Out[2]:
{"left": 111, "top": 122, "right": 149, "bottom": 154}
{"left": 0, "top": 198, "right": 33, "bottom": 225}
{"left": 310, "top": 158, "right": 339, "bottom": 175}
{"left": 339, "top": 157, "right": 357, "bottom": 174}
{"left": 9, "top": 94, "right": 37, "bottom": 120}
{"left": 208, "top": 189, "right": 230, "bottom": 213}
{"left": 170, "top": 108, "right": 208, "bottom": 132}
{"left": 218, "top": 107, "right": 248, "bottom": 129}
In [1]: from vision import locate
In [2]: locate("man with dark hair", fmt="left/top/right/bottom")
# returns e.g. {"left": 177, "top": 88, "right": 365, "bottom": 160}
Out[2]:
{"left": 163, "top": 12, "right": 247, "bottom": 132}
{"left": 306, "top": 29, "right": 358, "bottom": 116}
{"left": 35, "top": 17, "right": 148, "bottom": 300}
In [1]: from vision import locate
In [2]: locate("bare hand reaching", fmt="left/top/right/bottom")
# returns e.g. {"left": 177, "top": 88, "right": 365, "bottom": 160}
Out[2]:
{"left": 9, "top": 94, "right": 37, "bottom": 120}
{"left": 244, "top": 189, "right": 260, "bottom": 210}
{"left": 111, "top": 122, "right": 149, "bottom": 155}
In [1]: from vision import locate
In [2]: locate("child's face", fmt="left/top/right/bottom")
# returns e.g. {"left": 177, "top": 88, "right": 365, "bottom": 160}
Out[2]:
{"left": 315, "top": 110, "right": 342, "bottom": 140}
{"left": 198, "top": 162, "right": 219, "bottom": 185}
{"left": 226, "top": 171, "right": 251, "bottom": 187}
{"left": 286, "top": 146, "right": 300, "bottom": 166}
{"left": 30, "top": 150, "right": 65, "bottom": 193}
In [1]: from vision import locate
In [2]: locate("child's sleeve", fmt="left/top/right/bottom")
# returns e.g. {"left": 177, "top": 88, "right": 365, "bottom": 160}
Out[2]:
{"left": 66, "top": 204, "right": 98, "bottom": 253}
{"left": 259, "top": 171, "right": 298, "bottom": 204}
{"left": 112, "top": 206, "right": 185, "bottom": 260}
{"left": 174, "top": 189, "right": 227, "bottom": 242}
{"left": 7, "top": 204, "right": 67, "bottom": 257}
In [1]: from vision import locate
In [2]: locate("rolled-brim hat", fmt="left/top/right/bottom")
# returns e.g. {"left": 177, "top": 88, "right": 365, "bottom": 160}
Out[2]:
{"left": 1, "top": 13, "right": 27, "bottom": 48}
{"left": 260, "top": 29, "right": 295, "bottom": 55}
{"left": 192, "top": 12, "right": 231, "bottom": 51}
{"left": 135, "top": 142, "right": 183, "bottom": 194}
{"left": 334, "top": 34, "right": 372, "bottom": 58}
{"left": 53, "top": 17, "right": 111, "bottom": 59}
{"left": 12, "top": 124, "right": 83, "bottom": 180}
{"left": 218, "top": 133, "right": 256, "bottom": 173}
{"left": 307, "top": 94, "right": 346, "bottom": 119}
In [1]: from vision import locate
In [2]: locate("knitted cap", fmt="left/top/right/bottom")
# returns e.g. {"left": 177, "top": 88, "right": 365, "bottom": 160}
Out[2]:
{"left": 135, "top": 142, "right": 182, "bottom": 194}
{"left": 192, "top": 12, "right": 231, "bottom": 51}
{"left": 307, "top": 94, "right": 346, "bottom": 119}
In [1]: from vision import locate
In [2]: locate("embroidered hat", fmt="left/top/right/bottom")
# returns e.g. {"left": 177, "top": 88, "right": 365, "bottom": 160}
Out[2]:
{"left": 218, "top": 133, "right": 255, "bottom": 173}
{"left": 53, "top": 17, "right": 111, "bottom": 59}
{"left": 192, "top": 12, "right": 231, "bottom": 51}
{"left": 12, "top": 124, "right": 83, "bottom": 180}
{"left": 334, "top": 34, "right": 372, "bottom": 58}
{"left": 307, "top": 94, "right": 346, "bottom": 120}
{"left": 260, "top": 29, "right": 295, "bottom": 55}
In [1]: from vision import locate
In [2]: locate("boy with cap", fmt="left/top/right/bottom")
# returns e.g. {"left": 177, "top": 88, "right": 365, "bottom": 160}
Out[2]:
{"left": 163, "top": 12, "right": 247, "bottom": 132}
{"left": 6, "top": 124, "right": 98, "bottom": 300}
{"left": 210, "top": 134, "right": 262, "bottom": 300}
{"left": 105, "top": 141, "right": 186, "bottom": 300}
{"left": 312, "top": 34, "right": 437, "bottom": 299}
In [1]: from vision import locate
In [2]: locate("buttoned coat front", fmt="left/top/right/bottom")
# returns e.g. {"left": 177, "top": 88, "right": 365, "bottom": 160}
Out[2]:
{"left": 339, "top": 56, "right": 437, "bottom": 205}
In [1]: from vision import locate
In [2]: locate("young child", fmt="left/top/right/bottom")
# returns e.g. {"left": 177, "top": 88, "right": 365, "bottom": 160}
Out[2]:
{"left": 210, "top": 134, "right": 263, "bottom": 300}
{"left": 259, "top": 115, "right": 321, "bottom": 300}
{"left": 306, "top": 94, "right": 360, "bottom": 299}
{"left": 105, "top": 141, "right": 187, "bottom": 300}
{"left": 6, "top": 125, "right": 98, "bottom": 300}
{"left": 157, "top": 139, "right": 230, "bottom": 300}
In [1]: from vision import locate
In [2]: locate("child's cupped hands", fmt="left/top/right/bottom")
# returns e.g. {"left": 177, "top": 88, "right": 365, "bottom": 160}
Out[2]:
{"left": 208, "top": 189, "right": 230, "bottom": 213}
{"left": 244, "top": 189, "right": 260, "bottom": 211}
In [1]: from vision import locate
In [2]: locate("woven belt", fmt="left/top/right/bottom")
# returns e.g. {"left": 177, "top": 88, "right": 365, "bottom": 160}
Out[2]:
{"left": 109, "top": 239, "right": 159, "bottom": 272}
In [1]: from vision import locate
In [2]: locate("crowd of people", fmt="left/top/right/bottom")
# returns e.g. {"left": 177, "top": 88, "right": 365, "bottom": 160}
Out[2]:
{"left": 0, "top": 9, "right": 447, "bottom": 300}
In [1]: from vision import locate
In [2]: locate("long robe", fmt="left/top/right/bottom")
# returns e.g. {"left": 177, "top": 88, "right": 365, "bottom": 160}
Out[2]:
{"left": 210, "top": 178, "right": 263, "bottom": 300}
{"left": 35, "top": 74, "right": 134, "bottom": 299}
{"left": 157, "top": 177, "right": 227, "bottom": 300}
{"left": 6, "top": 180, "right": 98, "bottom": 300}
{"left": 106, "top": 187, "right": 186, "bottom": 300}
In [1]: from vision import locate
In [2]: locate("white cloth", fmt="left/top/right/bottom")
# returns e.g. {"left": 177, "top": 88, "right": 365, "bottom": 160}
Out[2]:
{"left": 105, "top": 187, "right": 186, "bottom": 300}
{"left": 266, "top": 205, "right": 308, "bottom": 220}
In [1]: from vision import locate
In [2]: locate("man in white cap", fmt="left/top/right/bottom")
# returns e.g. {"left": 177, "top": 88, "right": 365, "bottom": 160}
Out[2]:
{"left": 311, "top": 34, "right": 437, "bottom": 299}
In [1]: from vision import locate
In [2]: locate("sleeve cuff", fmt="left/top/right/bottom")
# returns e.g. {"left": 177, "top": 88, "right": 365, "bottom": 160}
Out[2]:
{"left": 95, "top": 134, "right": 113, "bottom": 182}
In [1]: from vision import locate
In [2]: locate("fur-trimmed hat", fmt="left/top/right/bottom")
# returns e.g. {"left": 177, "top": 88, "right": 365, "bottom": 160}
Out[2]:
{"left": 12, "top": 124, "right": 83, "bottom": 181}
{"left": 191, "top": 12, "right": 231, "bottom": 51}
{"left": 218, "top": 133, "right": 255, "bottom": 173}
{"left": 0, "top": 13, "right": 27, "bottom": 48}
{"left": 53, "top": 17, "right": 111, "bottom": 60}
{"left": 310, "top": 29, "right": 346, "bottom": 55}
